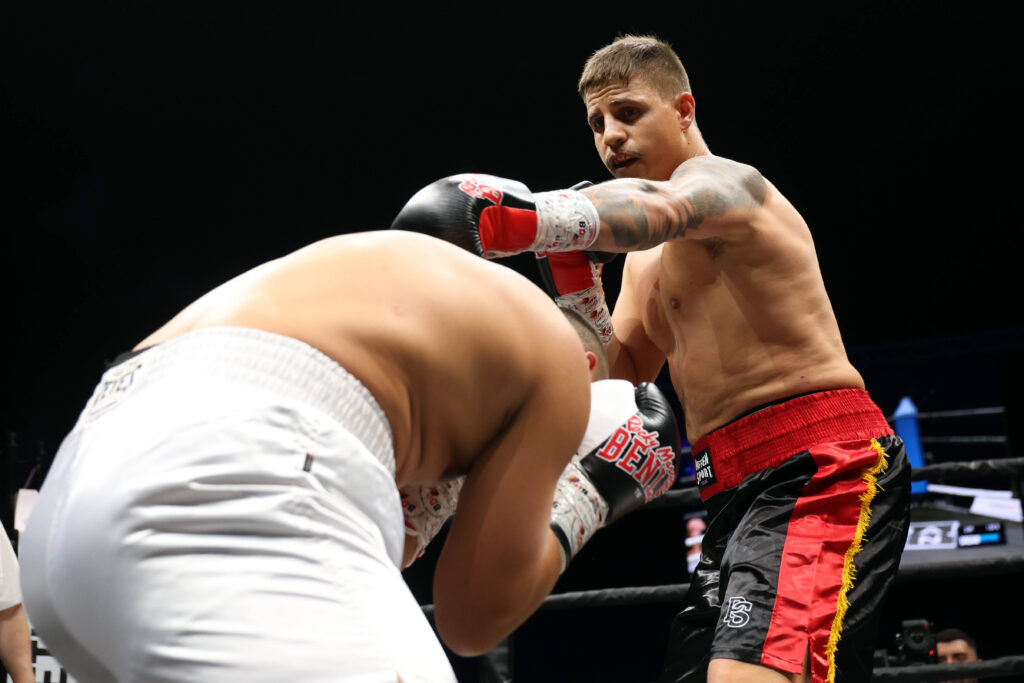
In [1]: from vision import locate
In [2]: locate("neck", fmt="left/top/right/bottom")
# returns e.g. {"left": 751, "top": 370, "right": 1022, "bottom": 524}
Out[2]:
{"left": 684, "top": 124, "right": 711, "bottom": 158}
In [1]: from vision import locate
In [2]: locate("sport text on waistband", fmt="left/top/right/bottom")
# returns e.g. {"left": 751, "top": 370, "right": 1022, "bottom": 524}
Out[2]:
{"left": 691, "top": 389, "right": 891, "bottom": 501}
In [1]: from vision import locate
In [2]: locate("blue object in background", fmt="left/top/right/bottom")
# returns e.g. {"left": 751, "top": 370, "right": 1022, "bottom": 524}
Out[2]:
{"left": 894, "top": 396, "right": 928, "bottom": 495}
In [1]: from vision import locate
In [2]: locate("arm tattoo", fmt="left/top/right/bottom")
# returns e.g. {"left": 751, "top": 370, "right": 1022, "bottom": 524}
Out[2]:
{"left": 585, "top": 157, "right": 768, "bottom": 250}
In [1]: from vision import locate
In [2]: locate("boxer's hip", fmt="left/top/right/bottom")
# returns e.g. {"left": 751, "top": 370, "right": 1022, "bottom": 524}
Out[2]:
{"left": 31, "top": 326, "right": 403, "bottom": 568}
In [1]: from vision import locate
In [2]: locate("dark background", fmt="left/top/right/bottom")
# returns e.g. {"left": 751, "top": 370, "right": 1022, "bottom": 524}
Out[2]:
{"left": 3, "top": 2, "right": 1022, "bottom": 680}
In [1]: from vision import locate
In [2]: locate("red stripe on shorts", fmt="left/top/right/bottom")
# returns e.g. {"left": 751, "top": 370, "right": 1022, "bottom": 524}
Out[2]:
{"left": 759, "top": 440, "right": 878, "bottom": 677}
{"left": 692, "top": 389, "right": 893, "bottom": 677}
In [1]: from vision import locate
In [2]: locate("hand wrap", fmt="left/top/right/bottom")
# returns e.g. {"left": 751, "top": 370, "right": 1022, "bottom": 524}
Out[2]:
{"left": 400, "top": 477, "right": 465, "bottom": 568}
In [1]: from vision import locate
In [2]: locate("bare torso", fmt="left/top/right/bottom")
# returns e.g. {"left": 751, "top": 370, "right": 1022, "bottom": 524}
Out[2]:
{"left": 137, "top": 230, "right": 592, "bottom": 487}
{"left": 624, "top": 179, "right": 863, "bottom": 442}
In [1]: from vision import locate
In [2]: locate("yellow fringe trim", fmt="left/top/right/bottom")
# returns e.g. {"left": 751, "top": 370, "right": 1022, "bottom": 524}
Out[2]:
{"left": 825, "top": 439, "right": 890, "bottom": 683}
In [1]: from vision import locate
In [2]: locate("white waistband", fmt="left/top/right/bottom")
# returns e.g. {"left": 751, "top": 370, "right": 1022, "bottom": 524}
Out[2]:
{"left": 88, "top": 326, "right": 396, "bottom": 476}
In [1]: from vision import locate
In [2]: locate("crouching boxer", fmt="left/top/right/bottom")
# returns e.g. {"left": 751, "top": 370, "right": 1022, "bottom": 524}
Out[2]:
{"left": 20, "top": 230, "right": 680, "bottom": 683}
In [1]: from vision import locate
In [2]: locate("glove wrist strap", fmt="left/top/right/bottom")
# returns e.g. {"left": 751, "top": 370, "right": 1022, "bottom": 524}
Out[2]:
{"left": 532, "top": 190, "right": 600, "bottom": 252}
{"left": 557, "top": 281, "right": 613, "bottom": 344}
{"left": 400, "top": 477, "right": 464, "bottom": 567}
{"left": 550, "top": 458, "right": 609, "bottom": 573}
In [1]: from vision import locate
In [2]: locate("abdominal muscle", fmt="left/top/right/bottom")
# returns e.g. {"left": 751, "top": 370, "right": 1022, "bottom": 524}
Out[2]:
{"left": 644, "top": 236, "right": 864, "bottom": 443}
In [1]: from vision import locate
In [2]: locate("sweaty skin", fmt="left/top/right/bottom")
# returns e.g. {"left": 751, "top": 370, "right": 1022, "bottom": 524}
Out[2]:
{"left": 136, "top": 230, "right": 592, "bottom": 655}
{"left": 581, "top": 79, "right": 863, "bottom": 443}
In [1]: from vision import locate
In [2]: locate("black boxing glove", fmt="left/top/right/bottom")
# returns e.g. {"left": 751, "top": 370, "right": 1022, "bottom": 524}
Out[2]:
{"left": 550, "top": 380, "right": 682, "bottom": 571}
{"left": 391, "top": 173, "right": 600, "bottom": 259}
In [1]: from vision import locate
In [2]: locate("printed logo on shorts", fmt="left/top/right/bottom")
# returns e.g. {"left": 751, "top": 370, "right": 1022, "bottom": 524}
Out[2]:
{"left": 693, "top": 449, "right": 716, "bottom": 488}
{"left": 84, "top": 358, "right": 143, "bottom": 419}
{"left": 722, "top": 596, "right": 752, "bottom": 628}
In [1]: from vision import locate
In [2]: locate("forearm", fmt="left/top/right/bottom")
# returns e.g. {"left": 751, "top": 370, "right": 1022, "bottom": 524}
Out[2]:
{"left": 0, "top": 604, "right": 34, "bottom": 683}
{"left": 584, "top": 178, "right": 689, "bottom": 252}
{"left": 582, "top": 157, "right": 768, "bottom": 251}
{"left": 434, "top": 524, "right": 563, "bottom": 656}
{"left": 485, "top": 532, "right": 564, "bottom": 645}
{"left": 604, "top": 303, "right": 667, "bottom": 385}
{"left": 466, "top": 532, "right": 563, "bottom": 652}
{"left": 604, "top": 334, "right": 639, "bottom": 384}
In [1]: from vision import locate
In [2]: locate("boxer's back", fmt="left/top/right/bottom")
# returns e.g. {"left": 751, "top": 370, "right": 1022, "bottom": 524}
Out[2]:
{"left": 137, "top": 230, "right": 592, "bottom": 486}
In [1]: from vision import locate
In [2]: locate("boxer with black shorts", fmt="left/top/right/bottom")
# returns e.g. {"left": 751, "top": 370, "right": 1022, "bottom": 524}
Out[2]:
{"left": 19, "top": 230, "right": 682, "bottom": 682}
{"left": 671, "top": 389, "right": 910, "bottom": 682}
{"left": 391, "top": 34, "right": 910, "bottom": 683}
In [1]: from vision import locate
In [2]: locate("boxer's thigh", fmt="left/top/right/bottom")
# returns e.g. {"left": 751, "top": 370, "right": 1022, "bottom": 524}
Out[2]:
{"left": 712, "top": 452, "right": 820, "bottom": 674}
{"left": 830, "top": 436, "right": 911, "bottom": 682}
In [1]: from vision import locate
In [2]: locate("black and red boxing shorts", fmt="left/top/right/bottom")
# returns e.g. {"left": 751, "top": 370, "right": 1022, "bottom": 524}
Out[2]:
{"left": 661, "top": 388, "right": 911, "bottom": 683}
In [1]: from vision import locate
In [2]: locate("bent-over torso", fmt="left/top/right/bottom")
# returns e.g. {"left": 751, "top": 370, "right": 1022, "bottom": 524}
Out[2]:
{"left": 136, "top": 231, "right": 592, "bottom": 487}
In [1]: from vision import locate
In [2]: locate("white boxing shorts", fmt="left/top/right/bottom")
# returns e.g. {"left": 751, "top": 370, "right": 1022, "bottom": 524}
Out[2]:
{"left": 20, "top": 327, "right": 457, "bottom": 683}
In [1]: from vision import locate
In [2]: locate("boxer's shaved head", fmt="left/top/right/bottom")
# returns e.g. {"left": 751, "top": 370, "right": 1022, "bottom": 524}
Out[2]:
{"left": 560, "top": 306, "right": 609, "bottom": 380}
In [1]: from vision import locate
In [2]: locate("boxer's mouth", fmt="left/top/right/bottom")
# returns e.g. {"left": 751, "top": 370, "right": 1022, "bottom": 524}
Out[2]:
{"left": 609, "top": 153, "right": 639, "bottom": 171}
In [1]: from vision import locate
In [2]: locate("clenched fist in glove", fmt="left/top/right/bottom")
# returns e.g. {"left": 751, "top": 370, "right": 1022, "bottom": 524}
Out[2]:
{"left": 550, "top": 379, "right": 682, "bottom": 572}
{"left": 400, "top": 477, "right": 464, "bottom": 568}
{"left": 391, "top": 173, "right": 600, "bottom": 259}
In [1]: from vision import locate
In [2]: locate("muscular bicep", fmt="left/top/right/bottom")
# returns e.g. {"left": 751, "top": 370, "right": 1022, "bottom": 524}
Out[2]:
{"left": 431, "top": 374, "right": 588, "bottom": 655}
{"left": 586, "top": 156, "right": 768, "bottom": 252}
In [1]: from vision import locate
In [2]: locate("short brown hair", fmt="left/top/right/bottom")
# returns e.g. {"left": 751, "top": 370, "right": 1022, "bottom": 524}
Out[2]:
{"left": 936, "top": 628, "right": 977, "bottom": 651}
{"left": 578, "top": 34, "right": 691, "bottom": 101}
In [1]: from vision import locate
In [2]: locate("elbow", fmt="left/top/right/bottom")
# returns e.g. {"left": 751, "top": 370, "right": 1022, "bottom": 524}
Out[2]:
{"left": 432, "top": 572, "right": 544, "bottom": 657}
{"left": 437, "top": 628, "right": 502, "bottom": 659}
{"left": 433, "top": 603, "right": 510, "bottom": 657}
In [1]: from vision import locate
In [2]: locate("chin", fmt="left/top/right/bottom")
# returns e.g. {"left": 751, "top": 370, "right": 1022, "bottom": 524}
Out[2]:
{"left": 611, "top": 164, "right": 643, "bottom": 179}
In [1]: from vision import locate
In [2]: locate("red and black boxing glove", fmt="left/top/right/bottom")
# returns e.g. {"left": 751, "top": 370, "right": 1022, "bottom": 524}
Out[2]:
{"left": 390, "top": 173, "right": 600, "bottom": 259}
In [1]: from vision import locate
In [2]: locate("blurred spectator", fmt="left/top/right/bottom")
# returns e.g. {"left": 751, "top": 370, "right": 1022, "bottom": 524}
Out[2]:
{"left": 1, "top": 523, "right": 34, "bottom": 683}
{"left": 684, "top": 515, "right": 707, "bottom": 575}
{"left": 936, "top": 627, "right": 980, "bottom": 683}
